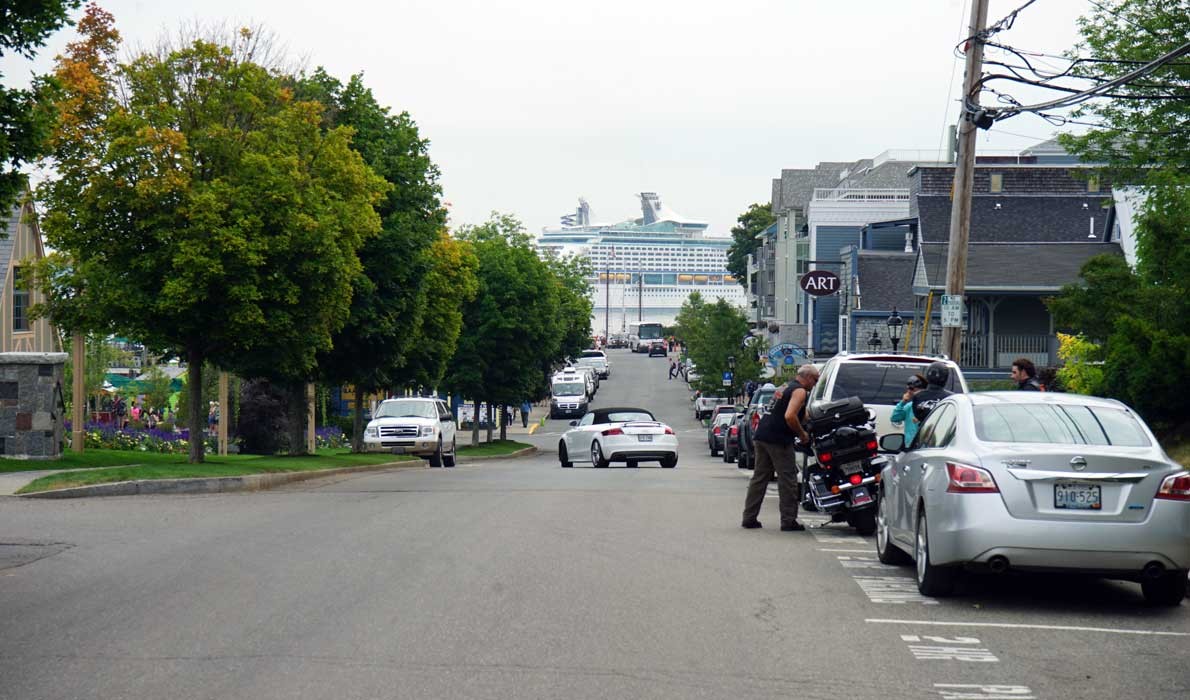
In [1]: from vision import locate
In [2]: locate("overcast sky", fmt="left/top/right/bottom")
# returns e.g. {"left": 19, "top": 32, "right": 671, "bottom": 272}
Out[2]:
{"left": 3, "top": 0, "right": 1096, "bottom": 235}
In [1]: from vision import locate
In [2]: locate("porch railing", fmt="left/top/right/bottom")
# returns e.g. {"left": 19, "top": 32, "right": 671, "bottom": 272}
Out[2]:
{"left": 995, "top": 334, "right": 1051, "bottom": 369}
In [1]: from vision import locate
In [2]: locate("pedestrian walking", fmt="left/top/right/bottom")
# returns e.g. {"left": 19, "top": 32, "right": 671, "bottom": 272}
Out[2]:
{"left": 521, "top": 400, "right": 531, "bottom": 428}
{"left": 741, "top": 364, "right": 819, "bottom": 532}
{"left": 668, "top": 359, "right": 677, "bottom": 380}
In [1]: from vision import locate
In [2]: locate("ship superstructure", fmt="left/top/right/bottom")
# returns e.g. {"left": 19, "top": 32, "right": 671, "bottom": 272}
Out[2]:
{"left": 537, "top": 193, "right": 746, "bottom": 328}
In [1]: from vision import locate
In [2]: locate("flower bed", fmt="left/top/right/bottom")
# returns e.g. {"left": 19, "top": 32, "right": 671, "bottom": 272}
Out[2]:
{"left": 65, "top": 422, "right": 349, "bottom": 453}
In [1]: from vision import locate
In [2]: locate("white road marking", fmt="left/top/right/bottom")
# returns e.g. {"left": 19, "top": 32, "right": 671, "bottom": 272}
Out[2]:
{"left": 838, "top": 555, "right": 903, "bottom": 571}
{"left": 933, "top": 684, "right": 1035, "bottom": 699}
{"left": 817, "top": 548, "right": 872, "bottom": 553}
{"left": 866, "top": 618, "right": 1190, "bottom": 637}
{"left": 854, "top": 576, "right": 939, "bottom": 605}
{"left": 901, "top": 634, "right": 999, "bottom": 662}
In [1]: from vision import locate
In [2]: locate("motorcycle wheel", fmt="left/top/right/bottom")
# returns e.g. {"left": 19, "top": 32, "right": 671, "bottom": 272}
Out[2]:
{"left": 850, "top": 509, "right": 876, "bottom": 536}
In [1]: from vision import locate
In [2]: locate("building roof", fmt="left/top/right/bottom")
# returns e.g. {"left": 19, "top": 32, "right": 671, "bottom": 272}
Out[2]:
{"left": 916, "top": 194, "right": 1111, "bottom": 242}
{"left": 772, "top": 162, "right": 852, "bottom": 212}
{"left": 856, "top": 251, "right": 917, "bottom": 312}
{"left": 914, "top": 241, "right": 1123, "bottom": 292}
{"left": 0, "top": 203, "right": 19, "bottom": 289}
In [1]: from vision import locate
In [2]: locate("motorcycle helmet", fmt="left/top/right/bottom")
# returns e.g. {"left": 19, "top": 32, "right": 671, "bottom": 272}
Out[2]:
{"left": 925, "top": 361, "right": 950, "bottom": 387}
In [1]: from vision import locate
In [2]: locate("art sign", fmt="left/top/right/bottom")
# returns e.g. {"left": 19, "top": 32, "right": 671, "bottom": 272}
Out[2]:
{"left": 799, "top": 270, "right": 841, "bottom": 296}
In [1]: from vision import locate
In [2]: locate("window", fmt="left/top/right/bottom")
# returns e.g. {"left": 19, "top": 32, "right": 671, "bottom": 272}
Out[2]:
{"left": 974, "top": 404, "right": 1150, "bottom": 446}
{"left": 578, "top": 413, "right": 595, "bottom": 427}
{"left": 1087, "top": 175, "right": 1100, "bottom": 193}
{"left": 989, "top": 173, "right": 1003, "bottom": 193}
{"left": 913, "top": 404, "right": 952, "bottom": 449}
{"left": 829, "top": 361, "right": 961, "bottom": 405}
{"left": 12, "top": 266, "right": 29, "bottom": 332}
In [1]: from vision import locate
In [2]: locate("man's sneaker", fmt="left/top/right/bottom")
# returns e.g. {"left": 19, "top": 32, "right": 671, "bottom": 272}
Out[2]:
{"left": 780, "top": 522, "right": 806, "bottom": 532}
{"left": 741, "top": 520, "right": 762, "bottom": 529}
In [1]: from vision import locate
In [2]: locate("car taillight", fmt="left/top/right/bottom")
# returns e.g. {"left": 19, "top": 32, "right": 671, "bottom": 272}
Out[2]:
{"left": 1156, "top": 472, "right": 1190, "bottom": 501}
{"left": 866, "top": 440, "right": 878, "bottom": 451}
{"left": 664, "top": 427, "right": 674, "bottom": 435}
{"left": 849, "top": 473, "right": 863, "bottom": 485}
{"left": 713, "top": 426, "right": 721, "bottom": 435}
{"left": 751, "top": 413, "right": 760, "bottom": 430}
{"left": 819, "top": 452, "right": 832, "bottom": 463}
{"left": 729, "top": 425, "right": 739, "bottom": 436}
{"left": 946, "top": 462, "right": 999, "bottom": 493}
{"left": 602, "top": 428, "right": 623, "bottom": 436}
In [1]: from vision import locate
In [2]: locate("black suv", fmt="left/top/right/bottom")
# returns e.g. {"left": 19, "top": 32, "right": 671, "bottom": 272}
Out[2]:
{"left": 647, "top": 341, "right": 667, "bottom": 357}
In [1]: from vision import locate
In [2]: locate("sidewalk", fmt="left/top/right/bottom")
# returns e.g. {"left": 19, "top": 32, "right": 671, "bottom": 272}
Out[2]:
{"left": 0, "top": 469, "right": 73, "bottom": 496}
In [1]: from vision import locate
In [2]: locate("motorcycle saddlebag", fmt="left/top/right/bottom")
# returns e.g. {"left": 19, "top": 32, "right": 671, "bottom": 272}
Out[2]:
{"left": 807, "top": 396, "right": 869, "bottom": 433}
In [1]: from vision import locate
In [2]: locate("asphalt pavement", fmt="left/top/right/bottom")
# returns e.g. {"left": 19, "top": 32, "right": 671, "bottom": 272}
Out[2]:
{"left": 0, "top": 349, "right": 1186, "bottom": 699}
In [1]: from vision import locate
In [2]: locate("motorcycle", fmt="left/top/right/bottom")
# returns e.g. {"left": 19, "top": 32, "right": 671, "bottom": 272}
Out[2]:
{"left": 799, "top": 396, "right": 884, "bottom": 535}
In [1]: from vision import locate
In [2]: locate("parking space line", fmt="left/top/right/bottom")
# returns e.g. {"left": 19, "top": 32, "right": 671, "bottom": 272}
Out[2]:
{"left": 817, "top": 548, "right": 872, "bottom": 553}
{"left": 865, "top": 618, "right": 1190, "bottom": 637}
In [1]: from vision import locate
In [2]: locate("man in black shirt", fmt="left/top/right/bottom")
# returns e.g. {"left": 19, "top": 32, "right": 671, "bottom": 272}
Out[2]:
{"left": 1010, "top": 357, "right": 1042, "bottom": 391}
{"left": 911, "top": 361, "right": 954, "bottom": 426}
{"left": 742, "top": 364, "right": 820, "bottom": 532}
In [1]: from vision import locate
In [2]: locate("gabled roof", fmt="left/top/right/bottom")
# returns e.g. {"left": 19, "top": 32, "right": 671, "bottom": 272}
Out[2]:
{"left": 916, "top": 194, "right": 1111, "bottom": 242}
{"left": 914, "top": 241, "right": 1123, "bottom": 292}
{"left": 856, "top": 251, "right": 917, "bottom": 312}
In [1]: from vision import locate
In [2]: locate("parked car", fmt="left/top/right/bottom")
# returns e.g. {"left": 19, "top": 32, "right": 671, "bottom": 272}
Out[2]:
{"left": 694, "top": 395, "right": 734, "bottom": 421}
{"left": 648, "top": 341, "right": 667, "bottom": 357}
{"left": 876, "top": 391, "right": 1190, "bottom": 605}
{"left": 723, "top": 413, "right": 744, "bottom": 465}
{"left": 736, "top": 382, "right": 778, "bottom": 470}
{"left": 578, "top": 349, "right": 611, "bottom": 379}
{"left": 549, "top": 371, "right": 590, "bottom": 419}
{"left": 362, "top": 397, "right": 457, "bottom": 467}
{"left": 685, "top": 362, "right": 700, "bottom": 384}
{"left": 558, "top": 406, "right": 679, "bottom": 469}
{"left": 707, "top": 410, "right": 736, "bottom": 456}
{"left": 809, "top": 352, "right": 967, "bottom": 442}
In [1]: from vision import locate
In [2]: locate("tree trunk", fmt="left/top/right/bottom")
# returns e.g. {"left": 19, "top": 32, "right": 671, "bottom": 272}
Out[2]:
{"left": 499, "top": 404, "right": 507, "bottom": 442}
{"left": 187, "top": 350, "right": 204, "bottom": 464}
{"left": 352, "top": 385, "right": 365, "bottom": 453}
{"left": 485, "top": 402, "right": 494, "bottom": 444}
{"left": 471, "top": 399, "right": 480, "bottom": 447}
{"left": 288, "top": 382, "right": 307, "bottom": 455}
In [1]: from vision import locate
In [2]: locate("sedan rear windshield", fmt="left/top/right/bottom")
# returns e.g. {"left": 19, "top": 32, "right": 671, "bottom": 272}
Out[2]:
{"left": 713, "top": 413, "right": 735, "bottom": 426}
{"left": 580, "top": 351, "right": 605, "bottom": 358}
{"left": 975, "top": 404, "right": 1151, "bottom": 447}
{"left": 832, "top": 362, "right": 962, "bottom": 405}
{"left": 375, "top": 401, "right": 437, "bottom": 419}
{"left": 605, "top": 411, "right": 654, "bottom": 423}
{"left": 575, "top": 358, "right": 602, "bottom": 367}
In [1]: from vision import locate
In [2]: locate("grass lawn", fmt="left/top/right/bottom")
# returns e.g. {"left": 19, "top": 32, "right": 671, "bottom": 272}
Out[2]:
{"left": 456, "top": 439, "right": 533, "bottom": 457}
{"left": 14, "top": 449, "right": 415, "bottom": 494}
{"left": 968, "top": 379, "right": 1017, "bottom": 392}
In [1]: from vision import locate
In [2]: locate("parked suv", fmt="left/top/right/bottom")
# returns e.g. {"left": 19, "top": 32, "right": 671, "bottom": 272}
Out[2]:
{"left": 363, "top": 397, "right": 457, "bottom": 467}
{"left": 808, "top": 352, "right": 967, "bottom": 441}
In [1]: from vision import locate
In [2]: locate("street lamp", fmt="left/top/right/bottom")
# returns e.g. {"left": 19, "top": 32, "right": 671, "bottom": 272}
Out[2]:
{"left": 887, "top": 307, "right": 904, "bottom": 354}
{"left": 867, "top": 329, "right": 883, "bottom": 353}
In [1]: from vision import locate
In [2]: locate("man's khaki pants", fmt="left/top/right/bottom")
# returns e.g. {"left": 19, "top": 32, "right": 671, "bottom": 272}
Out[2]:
{"left": 742, "top": 440, "right": 801, "bottom": 527}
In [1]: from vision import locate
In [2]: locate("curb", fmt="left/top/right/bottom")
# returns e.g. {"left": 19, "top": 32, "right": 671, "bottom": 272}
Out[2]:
{"left": 17, "top": 460, "right": 424, "bottom": 499}
{"left": 16, "top": 446, "right": 540, "bottom": 499}
{"left": 454, "top": 446, "right": 538, "bottom": 465}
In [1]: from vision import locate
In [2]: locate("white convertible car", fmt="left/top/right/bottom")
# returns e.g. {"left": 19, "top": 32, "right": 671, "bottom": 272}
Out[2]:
{"left": 558, "top": 406, "right": 678, "bottom": 469}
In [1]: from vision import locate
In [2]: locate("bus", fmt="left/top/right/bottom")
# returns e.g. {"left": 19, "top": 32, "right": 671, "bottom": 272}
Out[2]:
{"left": 627, "top": 322, "right": 664, "bottom": 352}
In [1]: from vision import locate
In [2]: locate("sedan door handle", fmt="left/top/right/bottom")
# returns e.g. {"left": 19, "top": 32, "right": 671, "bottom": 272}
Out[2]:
{"left": 920, "top": 462, "right": 931, "bottom": 472}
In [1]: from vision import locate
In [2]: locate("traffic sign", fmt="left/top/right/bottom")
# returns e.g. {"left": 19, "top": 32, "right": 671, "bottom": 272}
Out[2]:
{"left": 722, "top": 371, "right": 733, "bottom": 387}
{"left": 767, "top": 343, "right": 808, "bottom": 367}
{"left": 941, "top": 295, "right": 964, "bottom": 328}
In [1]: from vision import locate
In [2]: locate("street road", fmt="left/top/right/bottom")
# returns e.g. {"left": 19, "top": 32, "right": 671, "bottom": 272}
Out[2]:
{"left": 1, "top": 350, "right": 1187, "bottom": 699}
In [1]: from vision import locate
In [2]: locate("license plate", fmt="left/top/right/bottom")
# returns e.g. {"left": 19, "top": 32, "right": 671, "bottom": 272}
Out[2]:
{"left": 1055, "top": 483, "right": 1101, "bottom": 509}
{"left": 390, "top": 447, "right": 406, "bottom": 455}
{"left": 840, "top": 461, "right": 863, "bottom": 475}
{"left": 850, "top": 486, "right": 873, "bottom": 506}
{"left": 638, "top": 434, "right": 653, "bottom": 442}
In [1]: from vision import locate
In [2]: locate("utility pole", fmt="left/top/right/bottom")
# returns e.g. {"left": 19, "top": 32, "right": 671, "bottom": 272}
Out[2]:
{"left": 71, "top": 331, "right": 84, "bottom": 453}
{"left": 942, "top": 0, "right": 990, "bottom": 363}
{"left": 637, "top": 273, "right": 643, "bottom": 322}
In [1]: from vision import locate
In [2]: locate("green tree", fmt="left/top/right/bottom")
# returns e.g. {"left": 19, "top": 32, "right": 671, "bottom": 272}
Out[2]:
{"left": 1047, "top": 1, "right": 1190, "bottom": 430}
{"left": 0, "top": 0, "right": 81, "bottom": 210}
{"left": 140, "top": 364, "right": 173, "bottom": 415}
{"left": 35, "top": 14, "right": 386, "bottom": 461}
{"left": 546, "top": 254, "right": 594, "bottom": 363}
{"left": 725, "top": 203, "right": 775, "bottom": 289}
{"left": 62, "top": 333, "right": 130, "bottom": 416}
{"left": 296, "top": 69, "right": 450, "bottom": 452}
{"left": 445, "top": 214, "right": 562, "bottom": 443}
{"left": 679, "top": 297, "right": 763, "bottom": 398}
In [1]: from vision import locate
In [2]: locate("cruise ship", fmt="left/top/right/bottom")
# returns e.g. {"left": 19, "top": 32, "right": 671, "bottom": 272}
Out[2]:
{"left": 536, "top": 193, "right": 747, "bottom": 329}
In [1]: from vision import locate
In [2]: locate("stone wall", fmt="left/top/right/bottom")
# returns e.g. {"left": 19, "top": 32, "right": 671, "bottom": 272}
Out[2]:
{"left": 0, "top": 352, "right": 67, "bottom": 459}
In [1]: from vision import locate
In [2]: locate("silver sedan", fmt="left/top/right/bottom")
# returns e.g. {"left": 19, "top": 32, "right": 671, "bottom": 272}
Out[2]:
{"left": 875, "top": 391, "right": 1190, "bottom": 605}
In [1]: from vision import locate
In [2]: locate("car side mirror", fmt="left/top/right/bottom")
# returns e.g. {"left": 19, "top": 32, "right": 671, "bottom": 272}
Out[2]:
{"left": 880, "top": 434, "right": 905, "bottom": 453}
{"left": 569, "top": 420, "right": 578, "bottom": 427}
{"left": 442, "top": 415, "right": 453, "bottom": 422}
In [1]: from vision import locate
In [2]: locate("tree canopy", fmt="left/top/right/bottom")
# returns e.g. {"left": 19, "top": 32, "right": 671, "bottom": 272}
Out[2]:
{"left": 674, "top": 292, "right": 765, "bottom": 397}
{"left": 36, "top": 9, "right": 386, "bottom": 460}
{"left": 725, "top": 202, "right": 774, "bottom": 289}
{"left": 0, "top": 0, "right": 81, "bottom": 210}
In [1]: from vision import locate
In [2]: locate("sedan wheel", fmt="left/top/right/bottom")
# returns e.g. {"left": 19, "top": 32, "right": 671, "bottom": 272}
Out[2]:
{"left": 915, "top": 509, "right": 956, "bottom": 597}
{"left": 660, "top": 455, "right": 677, "bottom": 469}
{"left": 559, "top": 442, "right": 572, "bottom": 468}
{"left": 1141, "top": 571, "right": 1188, "bottom": 606}
{"left": 591, "top": 440, "right": 609, "bottom": 468}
